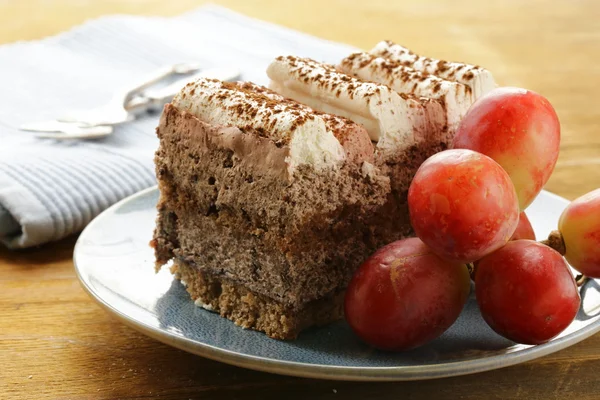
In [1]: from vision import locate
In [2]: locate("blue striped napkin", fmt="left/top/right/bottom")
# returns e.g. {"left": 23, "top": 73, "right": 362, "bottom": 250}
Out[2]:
{"left": 0, "top": 5, "right": 356, "bottom": 248}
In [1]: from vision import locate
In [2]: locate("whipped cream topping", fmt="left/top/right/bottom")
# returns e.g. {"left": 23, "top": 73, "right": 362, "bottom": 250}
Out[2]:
{"left": 267, "top": 56, "right": 442, "bottom": 152}
{"left": 236, "top": 82, "right": 375, "bottom": 163}
{"left": 238, "top": 81, "right": 362, "bottom": 133}
{"left": 369, "top": 40, "right": 496, "bottom": 100}
{"left": 339, "top": 51, "right": 473, "bottom": 131}
{"left": 172, "top": 78, "right": 346, "bottom": 174}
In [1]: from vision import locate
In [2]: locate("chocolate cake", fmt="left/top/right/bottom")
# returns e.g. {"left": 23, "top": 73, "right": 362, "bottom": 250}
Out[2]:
{"left": 152, "top": 43, "right": 496, "bottom": 339}
{"left": 151, "top": 79, "right": 392, "bottom": 339}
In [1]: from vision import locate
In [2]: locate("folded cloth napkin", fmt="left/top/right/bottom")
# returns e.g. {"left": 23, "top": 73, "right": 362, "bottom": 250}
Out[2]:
{"left": 0, "top": 4, "right": 356, "bottom": 249}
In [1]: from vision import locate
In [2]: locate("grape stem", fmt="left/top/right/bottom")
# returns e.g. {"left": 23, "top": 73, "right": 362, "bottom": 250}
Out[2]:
{"left": 540, "top": 230, "right": 588, "bottom": 287}
{"left": 575, "top": 274, "right": 590, "bottom": 287}
{"left": 540, "top": 230, "right": 566, "bottom": 255}
{"left": 467, "top": 262, "right": 476, "bottom": 281}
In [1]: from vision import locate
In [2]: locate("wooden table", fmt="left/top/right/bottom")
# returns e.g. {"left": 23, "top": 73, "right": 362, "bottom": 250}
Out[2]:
{"left": 2, "top": 1, "right": 599, "bottom": 398}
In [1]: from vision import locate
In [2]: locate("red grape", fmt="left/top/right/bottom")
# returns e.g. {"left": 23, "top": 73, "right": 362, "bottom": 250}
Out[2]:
{"left": 472, "top": 212, "right": 536, "bottom": 280}
{"left": 452, "top": 87, "right": 560, "bottom": 210}
{"left": 476, "top": 240, "right": 580, "bottom": 345}
{"left": 345, "top": 237, "right": 470, "bottom": 351}
{"left": 510, "top": 212, "right": 536, "bottom": 241}
{"left": 472, "top": 211, "right": 535, "bottom": 280}
{"left": 408, "top": 149, "right": 519, "bottom": 263}
{"left": 558, "top": 188, "right": 600, "bottom": 277}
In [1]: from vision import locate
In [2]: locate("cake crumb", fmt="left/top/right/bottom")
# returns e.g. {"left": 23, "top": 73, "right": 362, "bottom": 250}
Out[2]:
{"left": 333, "top": 389, "right": 337, "bottom": 394}
{"left": 27, "top": 375, "right": 32, "bottom": 380}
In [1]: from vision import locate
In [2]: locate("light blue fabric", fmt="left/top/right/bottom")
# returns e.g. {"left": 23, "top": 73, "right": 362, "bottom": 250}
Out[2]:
{"left": 0, "top": 5, "right": 356, "bottom": 248}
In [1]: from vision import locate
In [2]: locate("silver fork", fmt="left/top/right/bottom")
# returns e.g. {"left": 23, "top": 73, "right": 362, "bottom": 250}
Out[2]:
{"left": 125, "top": 66, "right": 241, "bottom": 115}
{"left": 20, "top": 62, "right": 201, "bottom": 137}
{"left": 24, "top": 66, "right": 241, "bottom": 140}
{"left": 56, "top": 62, "right": 201, "bottom": 127}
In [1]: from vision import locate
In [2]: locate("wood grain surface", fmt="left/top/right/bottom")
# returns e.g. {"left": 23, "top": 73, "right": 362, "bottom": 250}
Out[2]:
{"left": 1, "top": 1, "right": 599, "bottom": 399}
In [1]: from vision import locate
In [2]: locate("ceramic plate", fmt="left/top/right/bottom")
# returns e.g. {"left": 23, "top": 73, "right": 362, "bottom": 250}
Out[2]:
{"left": 74, "top": 186, "right": 600, "bottom": 381}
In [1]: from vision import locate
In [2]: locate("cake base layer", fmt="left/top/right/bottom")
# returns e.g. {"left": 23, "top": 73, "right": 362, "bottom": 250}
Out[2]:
{"left": 173, "top": 259, "right": 345, "bottom": 340}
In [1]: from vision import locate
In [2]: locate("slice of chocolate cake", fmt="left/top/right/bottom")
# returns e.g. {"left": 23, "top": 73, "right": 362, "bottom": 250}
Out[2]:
{"left": 266, "top": 52, "right": 496, "bottom": 237}
{"left": 267, "top": 56, "right": 446, "bottom": 238}
{"left": 151, "top": 78, "right": 393, "bottom": 339}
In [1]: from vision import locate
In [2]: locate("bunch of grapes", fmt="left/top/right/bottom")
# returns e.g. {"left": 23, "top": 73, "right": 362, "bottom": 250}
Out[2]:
{"left": 345, "top": 87, "right": 599, "bottom": 350}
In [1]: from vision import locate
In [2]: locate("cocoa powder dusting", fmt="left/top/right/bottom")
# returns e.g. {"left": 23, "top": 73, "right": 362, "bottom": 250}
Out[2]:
{"left": 462, "top": 71, "right": 475, "bottom": 81}
{"left": 278, "top": 55, "right": 386, "bottom": 102}
{"left": 230, "top": 80, "right": 363, "bottom": 143}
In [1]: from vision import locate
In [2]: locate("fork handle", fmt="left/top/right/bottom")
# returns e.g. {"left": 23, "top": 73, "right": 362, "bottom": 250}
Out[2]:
{"left": 111, "top": 62, "right": 201, "bottom": 107}
{"left": 124, "top": 67, "right": 241, "bottom": 114}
